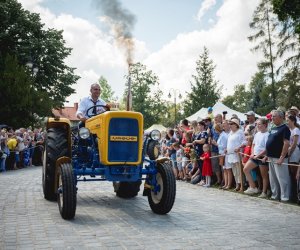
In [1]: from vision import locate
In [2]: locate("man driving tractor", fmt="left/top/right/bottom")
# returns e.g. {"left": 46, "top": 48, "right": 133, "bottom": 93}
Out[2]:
{"left": 76, "top": 83, "right": 109, "bottom": 122}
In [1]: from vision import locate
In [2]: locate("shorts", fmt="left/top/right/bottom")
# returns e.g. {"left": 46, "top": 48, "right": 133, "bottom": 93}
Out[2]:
{"left": 289, "top": 146, "right": 300, "bottom": 163}
{"left": 178, "top": 163, "right": 184, "bottom": 171}
{"left": 250, "top": 158, "right": 268, "bottom": 166}
{"left": 171, "top": 159, "right": 177, "bottom": 169}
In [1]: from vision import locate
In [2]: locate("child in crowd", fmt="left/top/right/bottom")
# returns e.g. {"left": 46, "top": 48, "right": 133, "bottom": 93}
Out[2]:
{"left": 242, "top": 135, "right": 257, "bottom": 189}
{"left": 200, "top": 144, "right": 213, "bottom": 187}
{"left": 173, "top": 142, "right": 184, "bottom": 180}
{"left": 243, "top": 118, "right": 269, "bottom": 197}
{"left": 166, "top": 129, "right": 178, "bottom": 179}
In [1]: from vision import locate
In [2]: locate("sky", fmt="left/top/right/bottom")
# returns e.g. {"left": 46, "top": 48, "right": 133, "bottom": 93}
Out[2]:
{"left": 19, "top": 0, "right": 261, "bottom": 105}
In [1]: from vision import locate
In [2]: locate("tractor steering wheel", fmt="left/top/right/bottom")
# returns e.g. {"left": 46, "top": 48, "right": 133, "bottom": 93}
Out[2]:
{"left": 86, "top": 105, "right": 110, "bottom": 118}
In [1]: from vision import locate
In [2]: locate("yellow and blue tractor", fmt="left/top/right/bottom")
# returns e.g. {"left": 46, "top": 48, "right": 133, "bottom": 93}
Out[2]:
{"left": 42, "top": 106, "right": 176, "bottom": 220}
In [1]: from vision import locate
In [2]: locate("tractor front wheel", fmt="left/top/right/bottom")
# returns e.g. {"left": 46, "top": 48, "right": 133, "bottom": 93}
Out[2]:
{"left": 148, "top": 161, "right": 176, "bottom": 214}
{"left": 57, "top": 163, "right": 77, "bottom": 220}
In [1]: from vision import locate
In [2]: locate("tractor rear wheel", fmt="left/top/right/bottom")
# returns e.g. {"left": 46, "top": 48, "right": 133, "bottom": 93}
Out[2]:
{"left": 43, "top": 127, "right": 68, "bottom": 201}
{"left": 113, "top": 181, "right": 142, "bottom": 198}
{"left": 57, "top": 163, "right": 76, "bottom": 220}
{"left": 148, "top": 161, "right": 176, "bottom": 214}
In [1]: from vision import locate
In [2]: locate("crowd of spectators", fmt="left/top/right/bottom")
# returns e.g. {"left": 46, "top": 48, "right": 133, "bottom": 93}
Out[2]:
{"left": 160, "top": 106, "right": 300, "bottom": 204}
{"left": 0, "top": 127, "right": 45, "bottom": 172}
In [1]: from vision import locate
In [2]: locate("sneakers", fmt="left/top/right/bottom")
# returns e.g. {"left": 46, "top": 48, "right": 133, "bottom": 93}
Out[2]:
{"left": 202, "top": 184, "right": 210, "bottom": 188}
{"left": 244, "top": 187, "right": 259, "bottom": 195}
{"left": 258, "top": 192, "right": 267, "bottom": 198}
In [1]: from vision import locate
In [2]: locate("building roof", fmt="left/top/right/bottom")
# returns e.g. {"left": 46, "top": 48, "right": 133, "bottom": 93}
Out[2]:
{"left": 52, "top": 103, "right": 79, "bottom": 121}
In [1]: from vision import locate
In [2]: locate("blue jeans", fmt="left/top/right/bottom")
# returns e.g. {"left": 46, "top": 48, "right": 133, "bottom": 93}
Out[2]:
{"left": 0, "top": 156, "right": 6, "bottom": 171}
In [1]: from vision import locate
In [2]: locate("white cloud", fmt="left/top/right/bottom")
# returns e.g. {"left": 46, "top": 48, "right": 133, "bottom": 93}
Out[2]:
{"left": 144, "top": 0, "right": 261, "bottom": 100}
{"left": 18, "top": 0, "right": 150, "bottom": 104}
{"left": 18, "top": 0, "right": 262, "bottom": 106}
{"left": 196, "top": 0, "right": 216, "bottom": 21}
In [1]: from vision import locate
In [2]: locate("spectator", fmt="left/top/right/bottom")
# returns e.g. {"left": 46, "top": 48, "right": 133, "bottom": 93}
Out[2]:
{"left": 226, "top": 118, "right": 245, "bottom": 191}
{"left": 0, "top": 137, "right": 9, "bottom": 172}
{"left": 177, "top": 119, "right": 191, "bottom": 145}
{"left": 173, "top": 142, "right": 184, "bottom": 180}
{"left": 266, "top": 110, "right": 291, "bottom": 202}
{"left": 244, "top": 111, "right": 257, "bottom": 136}
{"left": 210, "top": 123, "right": 223, "bottom": 185}
{"left": 217, "top": 120, "right": 230, "bottom": 189}
{"left": 288, "top": 106, "right": 300, "bottom": 123}
{"left": 243, "top": 118, "right": 269, "bottom": 197}
{"left": 192, "top": 121, "right": 208, "bottom": 185}
{"left": 207, "top": 107, "right": 214, "bottom": 120}
{"left": 7, "top": 133, "right": 17, "bottom": 170}
{"left": 200, "top": 144, "right": 213, "bottom": 187}
{"left": 286, "top": 115, "right": 300, "bottom": 202}
{"left": 166, "top": 129, "right": 178, "bottom": 179}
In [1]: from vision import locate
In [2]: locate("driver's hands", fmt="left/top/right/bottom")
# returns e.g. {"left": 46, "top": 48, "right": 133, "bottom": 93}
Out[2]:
{"left": 80, "top": 117, "right": 87, "bottom": 122}
{"left": 105, "top": 104, "right": 111, "bottom": 111}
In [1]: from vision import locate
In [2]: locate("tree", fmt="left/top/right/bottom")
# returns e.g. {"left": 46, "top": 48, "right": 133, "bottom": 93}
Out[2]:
{"left": 183, "top": 47, "right": 220, "bottom": 117}
{"left": 0, "top": 55, "right": 35, "bottom": 127}
{"left": 248, "top": 71, "right": 267, "bottom": 112}
{"left": 0, "top": 0, "right": 79, "bottom": 127}
{"left": 272, "top": 0, "right": 300, "bottom": 71}
{"left": 124, "top": 62, "right": 167, "bottom": 128}
{"left": 222, "top": 84, "right": 251, "bottom": 113}
{"left": 248, "top": 0, "right": 279, "bottom": 109}
{"left": 272, "top": 0, "right": 300, "bottom": 39}
{"left": 98, "top": 76, "right": 115, "bottom": 101}
{"left": 276, "top": 68, "right": 300, "bottom": 109}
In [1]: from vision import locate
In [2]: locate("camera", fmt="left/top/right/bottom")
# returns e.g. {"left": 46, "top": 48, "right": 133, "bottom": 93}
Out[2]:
{"left": 222, "top": 111, "right": 228, "bottom": 114}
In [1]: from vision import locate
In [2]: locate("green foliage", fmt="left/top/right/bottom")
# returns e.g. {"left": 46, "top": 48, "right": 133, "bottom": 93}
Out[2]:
{"left": 124, "top": 62, "right": 167, "bottom": 128}
{"left": 183, "top": 47, "right": 220, "bottom": 117}
{"left": 276, "top": 68, "right": 300, "bottom": 109}
{"left": 248, "top": 0, "right": 279, "bottom": 109}
{"left": 222, "top": 84, "right": 251, "bottom": 113}
{"left": 0, "top": 0, "right": 80, "bottom": 127}
{"left": 0, "top": 55, "right": 34, "bottom": 127}
{"left": 98, "top": 76, "right": 115, "bottom": 101}
{"left": 272, "top": 0, "right": 300, "bottom": 38}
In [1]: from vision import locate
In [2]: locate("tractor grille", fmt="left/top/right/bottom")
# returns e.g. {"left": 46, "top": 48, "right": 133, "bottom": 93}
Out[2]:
{"left": 108, "top": 118, "right": 139, "bottom": 163}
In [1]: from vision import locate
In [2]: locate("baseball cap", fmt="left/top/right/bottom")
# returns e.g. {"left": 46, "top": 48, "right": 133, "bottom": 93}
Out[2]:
{"left": 290, "top": 106, "right": 299, "bottom": 112}
{"left": 245, "top": 111, "right": 255, "bottom": 116}
{"left": 207, "top": 107, "right": 213, "bottom": 112}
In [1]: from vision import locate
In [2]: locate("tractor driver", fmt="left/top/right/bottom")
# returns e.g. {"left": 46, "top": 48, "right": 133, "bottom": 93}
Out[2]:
{"left": 76, "top": 83, "right": 109, "bottom": 122}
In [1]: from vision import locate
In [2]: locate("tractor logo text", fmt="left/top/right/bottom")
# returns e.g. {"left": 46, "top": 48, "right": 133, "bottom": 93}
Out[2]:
{"left": 110, "top": 136, "right": 138, "bottom": 142}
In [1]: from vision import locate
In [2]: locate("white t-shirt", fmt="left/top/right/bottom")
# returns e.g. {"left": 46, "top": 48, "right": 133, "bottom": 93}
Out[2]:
{"left": 290, "top": 127, "right": 300, "bottom": 146}
{"left": 227, "top": 130, "right": 245, "bottom": 163}
{"left": 253, "top": 131, "right": 269, "bottom": 155}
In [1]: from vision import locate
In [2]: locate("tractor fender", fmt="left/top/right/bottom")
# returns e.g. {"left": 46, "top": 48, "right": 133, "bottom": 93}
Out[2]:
{"left": 54, "top": 156, "right": 72, "bottom": 192}
{"left": 46, "top": 117, "right": 72, "bottom": 156}
{"left": 155, "top": 157, "right": 170, "bottom": 164}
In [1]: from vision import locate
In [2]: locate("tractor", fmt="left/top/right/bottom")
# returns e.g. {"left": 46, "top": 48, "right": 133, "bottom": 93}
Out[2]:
{"left": 42, "top": 105, "right": 176, "bottom": 220}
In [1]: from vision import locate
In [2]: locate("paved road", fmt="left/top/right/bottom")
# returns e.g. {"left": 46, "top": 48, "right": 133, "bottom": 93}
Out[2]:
{"left": 1, "top": 166, "right": 300, "bottom": 250}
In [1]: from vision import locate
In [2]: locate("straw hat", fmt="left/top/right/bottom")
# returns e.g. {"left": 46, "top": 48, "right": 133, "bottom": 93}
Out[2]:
{"left": 230, "top": 118, "right": 240, "bottom": 128}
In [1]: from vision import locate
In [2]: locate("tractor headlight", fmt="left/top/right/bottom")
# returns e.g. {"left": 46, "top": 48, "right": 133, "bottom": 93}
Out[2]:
{"left": 79, "top": 127, "right": 90, "bottom": 139}
{"left": 150, "top": 129, "right": 161, "bottom": 141}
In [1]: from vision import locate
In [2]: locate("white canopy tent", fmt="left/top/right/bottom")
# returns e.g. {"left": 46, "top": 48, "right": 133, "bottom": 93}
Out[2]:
{"left": 145, "top": 124, "right": 167, "bottom": 133}
{"left": 186, "top": 102, "right": 261, "bottom": 122}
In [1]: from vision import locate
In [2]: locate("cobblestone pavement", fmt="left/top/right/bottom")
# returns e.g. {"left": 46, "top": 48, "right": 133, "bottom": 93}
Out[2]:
{"left": 1, "top": 166, "right": 300, "bottom": 250}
